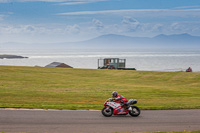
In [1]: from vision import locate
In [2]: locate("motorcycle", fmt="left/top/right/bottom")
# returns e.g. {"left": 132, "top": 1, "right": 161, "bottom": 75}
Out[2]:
{"left": 102, "top": 98, "right": 140, "bottom": 117}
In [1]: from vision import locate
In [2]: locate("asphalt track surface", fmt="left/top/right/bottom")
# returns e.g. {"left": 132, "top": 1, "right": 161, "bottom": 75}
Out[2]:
{"left": 0, "top": 109, "right": 200, "bottom": 133}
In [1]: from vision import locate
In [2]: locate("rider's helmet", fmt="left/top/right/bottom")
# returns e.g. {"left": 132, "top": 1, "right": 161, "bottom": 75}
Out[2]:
{"left": 112, "top": 91, "right": 118, "bottom": 98}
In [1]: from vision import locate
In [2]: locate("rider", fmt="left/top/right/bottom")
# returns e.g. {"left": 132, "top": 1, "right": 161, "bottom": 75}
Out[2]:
{"left": 112, "top": 91, "right": 128, "bottom": 104}
{"left": 186, "top": 67, "right": 192, "bottom": 72}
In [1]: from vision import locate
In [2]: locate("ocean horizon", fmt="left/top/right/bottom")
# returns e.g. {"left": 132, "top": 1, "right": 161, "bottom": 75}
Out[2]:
{"left": 0, "top": 48, "right": 200, "bottom": 72}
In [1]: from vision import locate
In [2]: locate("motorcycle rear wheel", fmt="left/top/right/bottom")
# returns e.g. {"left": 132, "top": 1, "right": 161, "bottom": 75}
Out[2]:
{"left": 102, "top": 107, "right": 113, "bottom": 117}
{"left": 129, "top": 106, "right": 140, "bottom": 117}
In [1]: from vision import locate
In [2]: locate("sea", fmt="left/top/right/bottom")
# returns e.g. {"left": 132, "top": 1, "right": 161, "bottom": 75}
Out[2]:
{"left": 0, "top": 48, "right": 200, "bottom": 72}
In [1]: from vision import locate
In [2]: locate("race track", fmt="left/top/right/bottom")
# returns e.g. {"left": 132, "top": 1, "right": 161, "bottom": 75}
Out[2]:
{"left": 0, "top": 109, "right": 200, "bottom": 133}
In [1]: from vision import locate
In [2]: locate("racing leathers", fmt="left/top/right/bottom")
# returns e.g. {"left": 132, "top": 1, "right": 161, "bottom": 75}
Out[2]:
{"left": 113, "top": 94, "right": 128, "bottom": 103}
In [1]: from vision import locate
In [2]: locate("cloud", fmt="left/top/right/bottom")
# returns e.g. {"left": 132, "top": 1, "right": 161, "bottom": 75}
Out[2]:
{"left": 0, "top": 15, "right": 6, "bottom": 21}
{"left": 122, "top": 16, "right": 140, "bottom": 32}
{"left": 0, "top": 24, "right": 40, "bottom": 34}
{"left": 152, "top": 24, "right": 163, "bottom": 32}
{"left": 65, "top": 24, "right": 80, "bottom": 34}
{"left": 0, "top": 0, "right": 65, "bottom": 2}
{"left": 175, "top": 5, "right": 200, "bottom": 9}
{"left": 92, "top": 19, "right": 104, "bottom": 30}
{"left": 0, "top": 0, "right": 108, "bottom": 3}
{"left": 0, "top": 23, "right": 83, "bottom": 43}
{"left": 58, "top": 0, "right": 108, "bottom": 5}
{"left": 1, "top": 21, "right": 200, "bottom": 43}
{"left": 57, "top": 9, "right": 170, "bottom": 15}
{"left": 59, "top": 2, "right": 89, "bottom": 5}
{"left": 122, "top": 16, "right": 139, "bottom": 25}
{"left": 0, "top": 0, "right": 11, "bottom": 2}
{"left": 25, "top": 25, "right": 35, "bottom": 31}
{"left": 57, "top": 8, "right": 200, "bottom": 18}
{"left": 170, "top": 23, "right": 183, "bottom": 31}
{"left": 0, "top": 23, "right": 81, "bottom": 35}
{"left": 0, "top": 12, "right": 12, "bottom": 21}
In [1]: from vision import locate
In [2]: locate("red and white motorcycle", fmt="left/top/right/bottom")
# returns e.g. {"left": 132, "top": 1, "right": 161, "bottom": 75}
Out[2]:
{"left": 102, "top": 98, "right": 140, "bottom": 117}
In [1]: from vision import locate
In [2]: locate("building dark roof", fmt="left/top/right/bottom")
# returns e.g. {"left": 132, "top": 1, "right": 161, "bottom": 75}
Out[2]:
{"left": 45, "top": 62, "right": 73, "bottom": 68}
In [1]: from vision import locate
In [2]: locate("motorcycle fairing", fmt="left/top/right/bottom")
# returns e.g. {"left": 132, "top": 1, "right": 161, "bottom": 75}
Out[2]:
{"left": 106, "top": 102, "right": 121, "bottom": 109}
{"left": 106, "top": 102, "right": 128, "bottom": 115}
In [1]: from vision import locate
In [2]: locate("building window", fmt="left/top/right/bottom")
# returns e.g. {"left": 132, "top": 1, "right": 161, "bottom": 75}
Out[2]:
{"left": 119, "top": 59, "right": 125, "bottom": 63}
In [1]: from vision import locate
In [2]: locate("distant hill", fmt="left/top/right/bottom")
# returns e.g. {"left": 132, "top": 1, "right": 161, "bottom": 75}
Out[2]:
{"left": 77, "top": 34, "right": 150, "bottom": 48}
{"left": 1, "top": 33, "right": 200, "bottom": 49}
{"left": 152, "top": 33, "right": 200, "bottom": 48}
{"left": 68, "top": 33, "right": 200, "bottom": 49}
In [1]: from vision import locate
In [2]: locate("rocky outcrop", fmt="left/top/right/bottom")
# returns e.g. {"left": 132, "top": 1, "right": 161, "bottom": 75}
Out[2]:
{"left": 0, "top": 55, "right": 28, "bottom": 59}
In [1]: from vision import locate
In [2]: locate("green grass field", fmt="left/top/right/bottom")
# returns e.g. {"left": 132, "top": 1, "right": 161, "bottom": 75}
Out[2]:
{"left": 155, "top": 131, "right": 200, "bottom": 133}
{"left": 0, "top": 66, "right": 200, "bottom": 110}
{"left": 1, "top": 131, "right": 200, "bottom": 133}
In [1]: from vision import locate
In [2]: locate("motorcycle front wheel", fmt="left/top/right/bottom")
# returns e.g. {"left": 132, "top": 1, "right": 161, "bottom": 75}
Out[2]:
{"left": 102, "top": 107, "right": 113, "bottom": 117}
{"left": 129, "top": 106, "right": 140, "bottom": 117}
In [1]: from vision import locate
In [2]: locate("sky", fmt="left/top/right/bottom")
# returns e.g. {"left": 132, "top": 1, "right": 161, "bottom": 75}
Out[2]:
{"left": 0, "top": 0, "right": 200, "bottom": 43}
